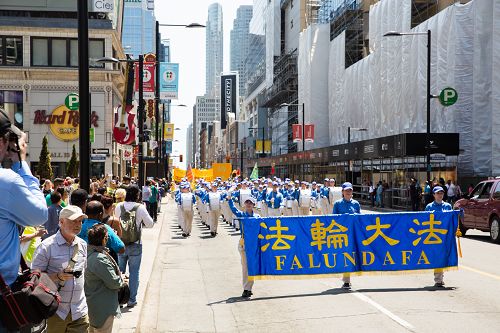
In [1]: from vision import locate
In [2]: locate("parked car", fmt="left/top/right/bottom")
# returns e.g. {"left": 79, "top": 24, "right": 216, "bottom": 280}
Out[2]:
{"left": 454, "top": 178, "right": 500, "bottom": 243}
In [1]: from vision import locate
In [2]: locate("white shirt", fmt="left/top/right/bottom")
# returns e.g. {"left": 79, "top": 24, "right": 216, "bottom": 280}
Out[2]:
{"left": 142, "top": 186, "right": 151, "bottom": 202}
{"left": 447, "top": 183, "right": 456, "bottom": 196}
{"left": 114, "top": 202, "right": 155, "bottom": 234}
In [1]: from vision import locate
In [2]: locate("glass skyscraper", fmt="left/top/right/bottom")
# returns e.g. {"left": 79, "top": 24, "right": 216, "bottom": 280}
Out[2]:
{"left": 206, "top": 3, "right": 223, "bottom": 96}
{"left": 122, "top": 0, "right": 156, "bottom": 58}
{"left": 230, "top": 5, "right": 253, "bottom": 97}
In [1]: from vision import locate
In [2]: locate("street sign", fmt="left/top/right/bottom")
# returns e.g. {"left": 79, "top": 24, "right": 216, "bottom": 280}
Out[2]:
{"left": 90, "top": 128, "right": 95, "bottom": 143}
{"left": 430, "top": 153, "right": 446, "bottom": 162}
{"left": 92, "top": 148, "right": 110, "bottom": 155}
{"left": 439, "top": 87, "right": 458, "bottom": 106}
{"left": 65, "top": 93, "right": 79, "bottom": 111}
{"left": 91, "top": 154, "right": 106, "bottom": 161}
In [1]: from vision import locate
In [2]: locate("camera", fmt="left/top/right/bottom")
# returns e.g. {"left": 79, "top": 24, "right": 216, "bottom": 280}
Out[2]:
{"left": 69, "top": 271, "right": 83, "bottom": 278}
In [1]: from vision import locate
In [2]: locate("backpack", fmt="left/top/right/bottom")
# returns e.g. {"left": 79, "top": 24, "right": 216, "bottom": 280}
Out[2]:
{"left": 119, "top": 204, "right": 141, "bottom": 245}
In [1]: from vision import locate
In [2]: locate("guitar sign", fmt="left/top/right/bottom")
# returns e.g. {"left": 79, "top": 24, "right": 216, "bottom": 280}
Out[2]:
{"left": 114, "top": 59, "right": 137, "bottom": 145}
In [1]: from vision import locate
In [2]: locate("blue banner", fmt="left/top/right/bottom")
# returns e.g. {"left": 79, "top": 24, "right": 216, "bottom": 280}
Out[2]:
{"left": 160, "top": 63, "right": 179, "bottom": 100}
{"left": 241, "top": 211, "right": 459, "bottom": 280}
{"left": 164, "top": 140, "right": 172, "bottom": 155}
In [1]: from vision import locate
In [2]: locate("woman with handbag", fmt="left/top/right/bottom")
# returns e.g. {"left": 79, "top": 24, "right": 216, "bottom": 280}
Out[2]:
{"left": 85, "top": 224, "right": 123, "bottom": 333}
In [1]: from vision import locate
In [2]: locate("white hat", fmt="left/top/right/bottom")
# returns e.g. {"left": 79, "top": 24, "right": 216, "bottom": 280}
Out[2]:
{"left": 59, "top": 205, "right": 87, "bottom": 220}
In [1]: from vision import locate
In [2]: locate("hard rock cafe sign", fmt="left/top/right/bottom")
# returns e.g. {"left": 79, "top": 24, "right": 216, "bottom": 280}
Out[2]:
{"left": 33, "top": 106, "right": 99, "bottom": 142}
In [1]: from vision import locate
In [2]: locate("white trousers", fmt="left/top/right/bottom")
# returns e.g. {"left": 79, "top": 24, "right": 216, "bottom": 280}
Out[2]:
{"left": 177, "top": 205, "right": 185, "bottom": 230}
{"left": 208, "top": 210, "right": 221, "bottom": 232}
{"left": 321, "top": 197, "right": 331, "bottom": 215}
{"left": 268, "top": 208, "right": 281, "bottom": 217}
{"left": 260, "top": 202, "right": 269, "bottom": 217}
{"left": 182, "top": 210, "right": 194, "bottom": 234}
{"left": 291, "top": 200, "right": 299, "bottom": 216}
{"left": 238, "top": 240, "right": 254, "bottom": 291}
{"left": 299, "top": 206, "right": 310, "bottom": 216}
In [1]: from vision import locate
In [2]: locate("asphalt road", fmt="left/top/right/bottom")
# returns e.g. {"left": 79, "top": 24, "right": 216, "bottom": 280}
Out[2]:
{"left": 137, "top": 201, "right": 500, "bottom": 333}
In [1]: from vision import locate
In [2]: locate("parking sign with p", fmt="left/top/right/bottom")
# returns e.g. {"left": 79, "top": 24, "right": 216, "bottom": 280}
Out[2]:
{"left": 439, "top": 87, "right": 458, "bottom": 107}
{"left": 65, "top": 93, "right": 79, "bottom": 111}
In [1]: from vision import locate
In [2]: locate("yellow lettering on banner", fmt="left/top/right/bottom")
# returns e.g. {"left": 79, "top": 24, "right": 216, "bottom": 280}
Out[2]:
{"left": 291, "top": 255, "right": 303, "bottom": 270}
{"left": 402, "top": 250, "right": 413, "bottom": 265}
{"left": 323, "top": 253, "right": 337, "bottom": 268}
{"left": 266, "top": 219, "right": 296, "bottom": 251}
{"left": 362, "top": 251, "right": 375, "bottom": 266}
{"left": 343, "top": 252, "right": 356, "bottom": 267}
{"left": 308, "top": 254, "right": 321, "bottom": 268}
{"left": 383, "top": 251, "right": 395, "bottom": 266}
{"left": 275, "top": 255, "right": 287, "bottom": 271}
{"left": 417, "top": 250, "right": 430, "bottom": 265}
{"left": 409, "top": 215, "right": 448, "bottom": 246}
{"left": 362, "top": 217, "right": 400, "bottom": 246}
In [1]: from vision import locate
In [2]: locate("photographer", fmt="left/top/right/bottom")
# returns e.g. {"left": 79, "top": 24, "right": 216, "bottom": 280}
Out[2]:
{"left": 0, "top": 108, "right": 48, "bottom": 331}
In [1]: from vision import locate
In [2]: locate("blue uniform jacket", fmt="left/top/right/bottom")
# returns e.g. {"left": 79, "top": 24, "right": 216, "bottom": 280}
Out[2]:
{"left": 266, "top": 191, "right": 284, "bottom": 209}
{"left": 228, "top": 199, "right": 260, "bottom": 218}
{"left": 425, "top": 201, "right": 453, "bottom": 212}
{"left": 333, "top": 198, "right": 361, "bottom": 214}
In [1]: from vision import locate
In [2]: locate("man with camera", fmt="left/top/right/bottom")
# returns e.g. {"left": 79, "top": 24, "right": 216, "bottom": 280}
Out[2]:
{"left": 0, "top": 108, "right": 49, "bottom": 332}
{"left": 32, "top": 205, "right": 89, "bottom": 332}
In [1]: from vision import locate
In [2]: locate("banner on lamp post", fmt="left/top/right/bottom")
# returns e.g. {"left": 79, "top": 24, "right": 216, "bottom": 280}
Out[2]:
{"left": 304, "top": 124, "right": 315, "bottom": 143}
{"left": 264, "top": 140, "right": 272, "bottom": 154}
{"left": 292, "top": 124, "right": 303, "bottom": 143}
{"left": 164, "top": 140, "right": 173, "bottom": 154}
{"left": 255, "top": 140, "right": 263, "bottom": 154}
{"left": 160, "top": 63, "right": 179, "bottom": 100}
{"left": 220, "top": 73, "right": 238, "bottom": 130}
{"left": 135, "top": 54, "right": 155, "bottom": 99}
{"left": 164, "top": 123, "right": 174, "bottom": 141}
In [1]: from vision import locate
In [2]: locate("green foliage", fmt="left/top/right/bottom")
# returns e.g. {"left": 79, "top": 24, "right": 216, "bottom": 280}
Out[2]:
{"left": 66, "top": 144, "right": 79, "bottom": 178}
{"left": 37, "top": 136, "right": 53, "bottom": 180}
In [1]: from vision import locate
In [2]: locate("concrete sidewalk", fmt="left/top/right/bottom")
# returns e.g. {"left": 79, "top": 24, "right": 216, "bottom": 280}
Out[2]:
{"left": 111, "top": 197, "right": 169, "bottom": 333}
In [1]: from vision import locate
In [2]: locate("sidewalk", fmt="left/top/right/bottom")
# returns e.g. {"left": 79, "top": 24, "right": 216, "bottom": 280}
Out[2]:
{"left": 111, "top": 197, "right": 169, "bottom": 333}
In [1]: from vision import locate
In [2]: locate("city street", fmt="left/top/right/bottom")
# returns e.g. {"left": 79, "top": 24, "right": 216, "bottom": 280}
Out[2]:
{"left": 121, "top": 199, "right": 500, "bottom": 333}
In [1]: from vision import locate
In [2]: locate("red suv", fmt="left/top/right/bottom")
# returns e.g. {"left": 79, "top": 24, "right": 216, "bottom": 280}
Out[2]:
{"left": 454, "top": 179, "right": 500, "bottom": 243}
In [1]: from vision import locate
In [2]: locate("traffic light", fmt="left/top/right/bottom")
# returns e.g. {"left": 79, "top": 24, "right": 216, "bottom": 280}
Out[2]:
{"left": 179, "top": 154, "right": 183, "bottom": 162}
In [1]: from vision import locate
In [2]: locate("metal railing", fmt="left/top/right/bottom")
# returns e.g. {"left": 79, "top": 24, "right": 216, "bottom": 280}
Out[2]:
{"left": 352, "top": 185, "right": 412, "bottom": 210}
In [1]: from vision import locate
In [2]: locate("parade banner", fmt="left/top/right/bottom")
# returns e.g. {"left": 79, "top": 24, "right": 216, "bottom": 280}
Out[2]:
{"left": 212, "top": 163, "right": 232, "bottom": 180}
{"left": 241, "top": 211, "right": 459, "bottom": 280}
{"left": 160, "top": 63, "right": 179, "bottom": 100}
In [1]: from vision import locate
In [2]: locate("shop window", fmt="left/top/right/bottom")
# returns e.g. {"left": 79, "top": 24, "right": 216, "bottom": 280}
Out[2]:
{"left": 31, "top": 37, "right": 104, "bottom": 68}
{"left": 0, "top": 36, "right": 23, "bottom": 66}
{"left": 0, "top": 91, "right": 24, "bottom": 130}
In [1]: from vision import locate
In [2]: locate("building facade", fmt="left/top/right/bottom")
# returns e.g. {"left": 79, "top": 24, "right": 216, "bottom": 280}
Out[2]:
{"left": 194, "top": 95, "right": 220, "bottom": 167}
{"left": 206, "top": 3, "right": 223, "bottom": 97}
{"left": 0, "top": 1, "right": 126, "bottom": 178}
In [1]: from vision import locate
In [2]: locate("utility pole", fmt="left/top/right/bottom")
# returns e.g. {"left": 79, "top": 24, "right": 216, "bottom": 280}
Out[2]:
{"left": 138, "top": 55, "right": 144, "bottom": 188}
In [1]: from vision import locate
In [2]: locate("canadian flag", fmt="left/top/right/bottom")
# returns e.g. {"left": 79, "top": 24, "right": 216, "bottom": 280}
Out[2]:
{"left": 292, "top": 124, "right": 302, "bottom": 143}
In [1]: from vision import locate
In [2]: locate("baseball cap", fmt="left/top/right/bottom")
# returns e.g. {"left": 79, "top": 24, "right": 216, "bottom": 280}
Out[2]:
{"left": 433, "top": 186, "right": 445, "bottom": 193}
{"left": 342, "top": 182, "right": 353, "bottom": 190}
{"left": 244, "top": 197, "right": 256, "bottom": 205}
{"left": 324, "top": 178, "right": 330, "bottom": 182}
{"left": 0, "top": 109, "right": 22, "bottom": 137}
{"left": 59, "top": 205, "right": 87, "bottom": 220}
{"left": 272, "top": 181, "right": 278, "bottom": 186}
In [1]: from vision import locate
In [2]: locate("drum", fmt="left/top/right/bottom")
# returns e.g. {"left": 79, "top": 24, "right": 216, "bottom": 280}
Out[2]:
{"left": 256, "top": 201, "right": 262, "bottom": 209}
{"left": 240, "top": 189, "right": 251, "bottom": 205}
{"left": 208, "top": 193, "right": 220, "bottom": 211}
{"left": 300, "top": 190, "right": 311, "bottom": 208}
{"left": 286, "top": 199, "right": 293, "bottom": 209}
{"left": 181, "top": 193, "right": 192, "bottom": 212}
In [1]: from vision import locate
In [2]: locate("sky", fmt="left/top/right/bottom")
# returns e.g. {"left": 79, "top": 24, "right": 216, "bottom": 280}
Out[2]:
{"left": 155, "top": 0, "right": 253, "bottom": 168}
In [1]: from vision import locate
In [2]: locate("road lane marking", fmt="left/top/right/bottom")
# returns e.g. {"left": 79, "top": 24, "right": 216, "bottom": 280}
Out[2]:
{"left": 461, "top": 265, "right": 500, "bottom": 281}
{"left": 351, "top": 291, "right": 416, "bottom": 332}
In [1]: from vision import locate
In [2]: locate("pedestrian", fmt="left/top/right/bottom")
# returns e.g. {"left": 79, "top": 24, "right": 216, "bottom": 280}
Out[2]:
{"left": 42, "top": 179, "right": 53, "bottom": 196}
{"left": 376, "top": 181, "right": 384, "bottom": 207}
{"left": 101, "top": 195, "right": 122, "bottom": 238}
{"left": 297, "top": 181, "right": 312, "bottom": 216}
{"left": 409, "top": 178, "right": 420, "bottom": 211}
{"left": 204, "top": 182, "right": 224, "bottom": 237}
{"left": 46, "top": 178, "right": 65, "bottom": 207}
{"left": 114, "top": 185, "right": 154, "bottom": 308}
{"left": 70, "top": 188, "right": 89, "bottom": 212}
{"left": 228, "top": 196, "right": 260, "bottom": 298}
{"left": 115, "top": 188, "right": 126, "bottom": 204}
{"left": 424, "top": 180, "right": 433, "bottom": 206}
{"left": 149, "top": 181, "right": 159, "bottom": 222}
{"left": 78, "top": 201, "right": 125, "bottom": 263}
{"left": 32, "top": 205, "right": 89, "bottom": 332}
{"left": 43, "top": 190, "right": 64, "bottom": 239}
{"left": 425, "top": 186, "right": 453, "bottom": 288}
{"left": 85, "top": 224, "right": 123, "bottom": 333}
{"left": 20, "top": 225, "right": 46, "bottom": 266}
{"left": 446, "top": 180, "right": 457, "bottom": 204}
{"left": 368, "top": 181, "right": 375, "bottom": 207}
{"left": 0, "top": 108, "right": 48, "bottom": 332}
{"left": 142, "top": 179, "right": 152, "bottom": 216}
{"left": 332, "top": 182, "right": 361, "bottom": 290}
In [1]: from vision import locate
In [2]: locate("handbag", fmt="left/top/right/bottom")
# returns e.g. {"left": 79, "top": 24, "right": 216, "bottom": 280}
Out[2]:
{"left": 118, "top": 279, "right": 130, "bottom": 305}
{"left": 0, "top": 256, "right": 61, "bottom": 331}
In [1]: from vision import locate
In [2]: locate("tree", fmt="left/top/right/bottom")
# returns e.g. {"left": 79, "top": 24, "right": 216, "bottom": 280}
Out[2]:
{"left": 66, "top": 144, "right": 79, "bottom": 178}
{"left": 37, "top": 136, "right": 53, "bottom": 180}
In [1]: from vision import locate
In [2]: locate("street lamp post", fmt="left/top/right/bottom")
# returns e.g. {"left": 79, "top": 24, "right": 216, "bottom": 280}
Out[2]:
{"left": 347, "top": 127, "right": 367, "bottom": 183}
{"left": 384, "top": 30, "right": 432, "bottom": 182}
{"left": 156, "top": 21, "right": 204, "bottom": 179}
{"left": 77, "top": 0, "right": 90, "bottom": 191}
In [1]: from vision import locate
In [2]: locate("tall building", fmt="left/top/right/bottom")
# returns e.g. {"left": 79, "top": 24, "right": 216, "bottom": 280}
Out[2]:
{"left": 122, "top": 0, "right": 156, "bottom": 58}
{"left": 230, "top": 5, "right": 253, "bottom": 97}
{"left": 206, "top": 3, "right": 223, "bottom": 96}
{"left": 186, "top": 123, "right": 193, "bottom": 166}
{"left": 0, "top": 1, "right": 126, "bottom": 177}
{"left": 194, "top": 96, "right": 220, "bottom": 166}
